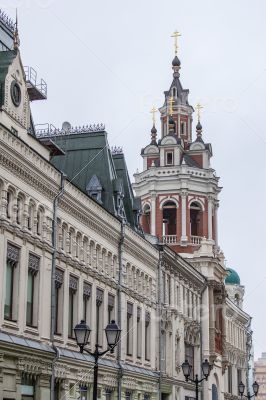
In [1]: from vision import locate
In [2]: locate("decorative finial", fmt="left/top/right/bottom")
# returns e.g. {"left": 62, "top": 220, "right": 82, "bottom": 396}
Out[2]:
{"left": 150, "top": 106, "right": 158, "bottom": 144}
{"left": 13, "top": 9, "right": 20, "bottom": 50}
{"left": 195, "top": 103, "right": 203, "bottom": 122}
{"left": 168, "top": 96, "right": 175, "bottom": 116}
{"left": 195, "top": 103, "right": 204, "bottom": 140}
{"left": 171, "top": 30, "right": 181, "bottom": 55}
{"left": 150, "top": 106, "right": 157, "bottom": 126}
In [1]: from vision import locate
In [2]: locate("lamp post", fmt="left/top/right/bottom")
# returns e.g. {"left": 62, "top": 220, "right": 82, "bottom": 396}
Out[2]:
{"left": 239, "top": 381, "right": 259, "bottom": 400}
{"left": 182, "top": 359, "right": 212, "bottom": 400}
{"left": 74, "top": 319, "right": 121, "bottom": 400}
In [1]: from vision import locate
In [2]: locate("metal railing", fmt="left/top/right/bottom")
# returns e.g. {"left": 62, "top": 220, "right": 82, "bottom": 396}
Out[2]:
{"left": 24, "top": 66, "right": 47, "bottom": 98}
{"left": 35, "top": 123, "right": 105, "bottom": 138}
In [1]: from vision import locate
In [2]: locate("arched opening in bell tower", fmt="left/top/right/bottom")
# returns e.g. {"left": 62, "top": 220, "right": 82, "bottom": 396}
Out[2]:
{"left": 190, "top": 202, "right": 203, "bottom": 237}
{"left": 142, "top": 204, "right": 151, "bottom": 234}
{"left": 162, "top": 201, "right": 177, "bottom": 236}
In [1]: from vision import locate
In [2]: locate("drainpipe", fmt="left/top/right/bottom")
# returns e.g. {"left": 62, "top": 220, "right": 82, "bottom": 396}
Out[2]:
{"left": 117, "top": 219, "right": 125, "bottom": 400}
{"left": 158, "top": 246, "right": 164, "bottom": 400}
{"left": 199, "top": 280, "right": 208, "bottom": 400}
{"left": 50, "top": 172, "right": 66, "bottom": 400}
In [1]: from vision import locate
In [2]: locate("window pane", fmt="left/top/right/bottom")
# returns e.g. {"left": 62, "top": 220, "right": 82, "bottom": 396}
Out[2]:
{"left": 26, "top": 272, "right": 33, "bottom": 325}
{"left": 4, "top": 261, "right": 13, "bottom": 319}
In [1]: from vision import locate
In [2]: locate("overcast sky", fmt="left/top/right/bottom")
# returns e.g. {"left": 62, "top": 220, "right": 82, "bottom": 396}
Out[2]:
{"left": 3, "top": 0, "right": 266, "bottom": 360}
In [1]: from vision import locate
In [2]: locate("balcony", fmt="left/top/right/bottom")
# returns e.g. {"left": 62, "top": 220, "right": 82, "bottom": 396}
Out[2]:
{"left": 162, "top": 235, "right": 178, "bottom": 244}
{"left": 190, "top": 235, "right": 202, "bottom": 245}
{"left": 24, "top": 66, "right": 47, "bottom": 101}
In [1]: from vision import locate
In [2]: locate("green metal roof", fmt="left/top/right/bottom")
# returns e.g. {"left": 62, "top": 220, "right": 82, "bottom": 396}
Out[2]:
{"left": 50, "top": 131, "right": 141, "bottom": 232}
{"left": 0, "top": 49, "right": 17, "bottom": 106}
{"left": 225, "top": 268, "right": 240, "bottom": 285}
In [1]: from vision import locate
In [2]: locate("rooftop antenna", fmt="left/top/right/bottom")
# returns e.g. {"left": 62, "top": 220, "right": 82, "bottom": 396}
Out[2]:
{"left": 13, "top": 9, "right": 20, "bottom": 50}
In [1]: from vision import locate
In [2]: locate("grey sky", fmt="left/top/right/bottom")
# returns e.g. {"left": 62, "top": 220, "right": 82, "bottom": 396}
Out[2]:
{"left": 3, "top": 0, "right": 266, "bottom": 359}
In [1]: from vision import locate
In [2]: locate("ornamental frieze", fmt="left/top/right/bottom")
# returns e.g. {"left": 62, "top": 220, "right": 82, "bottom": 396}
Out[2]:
{"left": 17, "top": 357, "right": 52, "bottom": 375}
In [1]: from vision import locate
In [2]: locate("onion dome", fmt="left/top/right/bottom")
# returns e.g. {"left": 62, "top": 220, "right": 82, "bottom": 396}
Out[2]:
{"left": 172, "top": 55, "right": 181, "bottom": 67}
{"left": 225, "top": 268, "right": 241, "bottom": 285}
{"left": 196, "top": 121, "right": 202, "bottom": 131}
{"left": 150, "top": 125, "right": 157, "bottom": 144}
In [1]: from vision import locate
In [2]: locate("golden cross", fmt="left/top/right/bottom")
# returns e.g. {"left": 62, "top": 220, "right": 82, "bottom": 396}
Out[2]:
{"left": 150, "top": 106, "right": 157, "bottom": 125}
{"left": 195, "top": 103, "right": 203, "bottom": 121}
{"left": 168, "top": 96, "right": 175, "bottom": 116}
{"left": 171, "top": 30, "right": 181, "bottom": 55}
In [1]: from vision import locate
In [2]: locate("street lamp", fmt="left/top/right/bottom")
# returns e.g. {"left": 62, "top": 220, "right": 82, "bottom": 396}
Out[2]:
{"left": 239, "top": 381, "right": 259, "bottom": 399}
{"left": 74, "top": 319, "right": 121, "bottom": 400}
{"left": 182, "top": 359, "right": 212, "bottom": 400}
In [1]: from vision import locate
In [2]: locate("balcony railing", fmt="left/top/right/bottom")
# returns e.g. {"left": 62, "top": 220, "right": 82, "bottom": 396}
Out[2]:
{"left": 190, "top": 235, "right": 202, "bottom": 245}
{"left": 162, "top": 235, "right": 178, "bottom": 244}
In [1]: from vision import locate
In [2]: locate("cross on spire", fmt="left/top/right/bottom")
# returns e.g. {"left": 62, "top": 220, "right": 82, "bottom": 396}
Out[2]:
{"left": 171, "top": 30, "right": 181, "bottom": 55}
{"left": 195, "top": 103, "right": 203, "bottom": 121}
{"left": 150, "top": 106, "right": 157, "bottom": 126}
{"left": 168, "top": 96, "right": 175, "bottom": 116}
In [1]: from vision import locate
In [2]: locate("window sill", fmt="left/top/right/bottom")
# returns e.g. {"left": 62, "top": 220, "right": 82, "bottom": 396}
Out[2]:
{"left": 54, "top": 335, "right": 64, "bottom": 344}
{"left": 2, "top": 319, "right": 19, "bottom": 331}
{"left": 25, "top": 326, "right": 39, "bottom": 336}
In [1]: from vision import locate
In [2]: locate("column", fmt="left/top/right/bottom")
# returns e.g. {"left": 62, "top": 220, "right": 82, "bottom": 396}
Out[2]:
{"left": 150, "top": 193, "right": 156, "bottom": 236}
{"left": 214, "top": 202, "right": 219, "bottom": 245}
{"left": 208, "top": 196, "right": 213, "bottom": 240}
{"left": 181, "top": 192, "right": 188, "bottom": 242}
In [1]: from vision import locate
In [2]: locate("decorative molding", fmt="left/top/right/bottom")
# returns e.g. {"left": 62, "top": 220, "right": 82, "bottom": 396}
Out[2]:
{"left": 28, "top": 253, "right": 40, "bottom": 274}
{"left": 7, "top": 242, "right": 20, "bottom": 263}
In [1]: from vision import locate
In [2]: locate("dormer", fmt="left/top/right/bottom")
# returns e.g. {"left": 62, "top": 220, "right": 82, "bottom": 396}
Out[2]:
{"left": 158, "top": 135, "right": 182, "bottom": 167}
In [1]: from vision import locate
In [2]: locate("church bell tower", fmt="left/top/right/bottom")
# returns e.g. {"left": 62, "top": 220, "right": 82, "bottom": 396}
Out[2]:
{"left": 133, "top": 31, "right": 222, "bottom": 255}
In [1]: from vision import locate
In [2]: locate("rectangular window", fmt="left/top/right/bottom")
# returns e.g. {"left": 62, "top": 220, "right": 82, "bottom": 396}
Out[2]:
{"left": 105, "top": 389, "right": 112, "bottom": 400}
{"left": 4, "top": 243, "right": 20, "bottom": 321}
{"left": 228, "top": 365, "right": 232, "bottom": 393}
{"left": 168, "top": 276, "right": 171, "bottom": 305}
{"left": 126, "top": 302, "right": 133, "bottom": 356}
{"left": 68, "top": 276, "right": 78, "bottom": 338}
{"left": 137, "top": 307, "right": 142, "bottom": 358}
{"left": 166, "top": 151, "right": 173, "bottom": 166}
{"left": 181, "top": 121, "right": 186, "bottom": 136}
{"left": 185, "top": 343, "right": 194, "bottom": 378}
{"left": 237, "top": 369, "right": 242, "bottom": 388}
{"left": 83, "top": 282, "right": 92, "bottom": 325}
{"left": 125, "top": 391, "right": 132, "bottom": 400}
{"left": 55, "top": 269, "right": 64, "bottom": 335}
{"left": 145, "top": 311, "right": 151, "bottom": 361}
{"left": 26, "top": 254, "right": 40, "bottom": 327}
{"left": 96, "top": 288, "right": 104, "bottom": 346}
{"left": 108, "top": 293, "right": 115, "bottom": 323}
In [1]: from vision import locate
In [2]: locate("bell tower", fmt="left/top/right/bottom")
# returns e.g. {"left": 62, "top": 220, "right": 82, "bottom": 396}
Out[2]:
{"left": 133, "top": 32, "right": 222, "bottom": 254}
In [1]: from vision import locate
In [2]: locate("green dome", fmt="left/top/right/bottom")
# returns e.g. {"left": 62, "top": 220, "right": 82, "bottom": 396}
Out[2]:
{"left": 225, "top": 268, "right": 240, "bottom": 285}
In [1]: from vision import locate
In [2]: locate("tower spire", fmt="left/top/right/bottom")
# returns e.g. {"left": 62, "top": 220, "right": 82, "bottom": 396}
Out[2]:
{"left": 150, "top": 106, "right": 158, "bottom": 144}
{"left": 13, "top": 9, "right": 20, "bottom": 50}
{"left": 171, "top": 30, "right": 181, "bottom": 76}
{"left": 195, "top": 103, "right": 203, "bottom": 140}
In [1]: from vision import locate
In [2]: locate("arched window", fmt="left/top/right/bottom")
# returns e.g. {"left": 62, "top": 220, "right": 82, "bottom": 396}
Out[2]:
{"left": 190, "top": 202, "right": 203, "bottom": 237}
{"left": 142, "top": 205, "right": 151, "bottom": 234}
{"left": 162, "top": 201, "right": 177, "bottom": 236}
{"left": 28, "top": 201, "right": 35, "bottom": 231}
{"left": 16, "top": 194, "right": 24, "bottom": 224}
{"left": 6, "top": 190, "right": 13, "bottom": 219}
{"left": 172, "top": 87, "right": 176, "bottom": 97}
{"left": 36, "top": 207, "right": 44, "bottom": 236}
{"left": 181, "top": 121, "right": 186, "bottom": 136}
